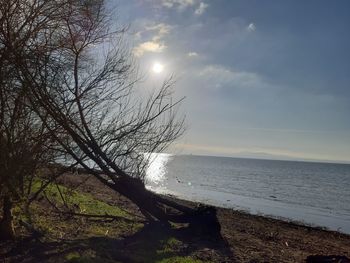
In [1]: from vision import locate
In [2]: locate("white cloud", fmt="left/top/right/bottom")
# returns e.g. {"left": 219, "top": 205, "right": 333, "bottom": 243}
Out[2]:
{"left": 146, "top": 23, "right": 173, "bottom": 41}
{"left": 159, "top": 0, "right": 208, "bottom": 15}
{"left": 188, "top": 52, "right": 199, "bottom": 57}
{"left": 198, "top": 65, "right": 264, "bottom": 89}
{"left": 194, "top": 2, "right": 208, "bottom": 15}
{"left": 133, "top": 22, "right": 172, "bottom": 57}
{"left": 135, "top": 22, "right": 172, "bottom": 41}
{"left": 145, "top": 23, "right": 172, "bottom": 36}
{"left": 160, "top": 0, "right": 196, "bottom": 9}
{"left": 247, "top": 23, "right": 256, "bottom": 32}
{"left": 133, "top": 41, "right": 167, "bottom": 57}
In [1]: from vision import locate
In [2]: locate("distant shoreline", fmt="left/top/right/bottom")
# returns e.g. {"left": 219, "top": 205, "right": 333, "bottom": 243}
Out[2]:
{"left": 166, "top": 152, "right": 350, "bottom": 165}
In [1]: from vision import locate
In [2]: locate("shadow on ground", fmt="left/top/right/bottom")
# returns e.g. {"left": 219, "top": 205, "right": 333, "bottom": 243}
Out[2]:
{"left": 0, "top": 220, "right": 235, "bottom": 262}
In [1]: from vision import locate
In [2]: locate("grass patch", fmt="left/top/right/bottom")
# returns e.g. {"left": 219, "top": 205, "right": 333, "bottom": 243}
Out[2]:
{"left": 32, "top": 180, "right": 130, "bottom": 219}
{"left": 12, "top": 179, "right": 208, "bottom": 262}
{"left": 65, "top": 252, "right": 81, "bottom": 260}
{"left": 154, "top": 238, "right": 205, "bottom": 263}
{"left": 124, "top": 235, "right": 206, "bottom": 263}
{"left": 26, "top": 179, "right": 141, "bottom": 239}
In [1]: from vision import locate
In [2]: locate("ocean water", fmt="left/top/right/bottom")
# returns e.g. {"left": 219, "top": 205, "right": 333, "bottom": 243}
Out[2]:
{"left": 146, "top": 154, "right": 350, "bottom": 234}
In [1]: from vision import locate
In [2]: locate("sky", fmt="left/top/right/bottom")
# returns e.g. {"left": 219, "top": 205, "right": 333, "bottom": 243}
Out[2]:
{"left": 109, "top": 0, "right": 350, "bottom": 163}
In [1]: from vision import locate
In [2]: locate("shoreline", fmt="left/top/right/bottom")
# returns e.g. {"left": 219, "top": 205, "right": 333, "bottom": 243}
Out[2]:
{"left": 2, "top": 173, "right": 350, "bottom": 262}
{"left": 146, "top": 153, "right": 350, "bottom": 237}
{"left": 171, "top": 196, "right": 350, "bottom": 262}
{"left": 147, "top": 183, "right": 350, "bottom": 236}
{"left": 162, "top": 192, "right": 344, "bottom": 232}
{"left": 63, "top": 173, "right": 350, "bottom": 262}
{"left": 159, "top": 191, "right": 350, "bottom": 236}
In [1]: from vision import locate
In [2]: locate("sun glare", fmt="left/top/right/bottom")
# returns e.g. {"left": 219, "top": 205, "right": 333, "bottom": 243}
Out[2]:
{"left": 152, "top": 62, "right": 164, "bottom": 74}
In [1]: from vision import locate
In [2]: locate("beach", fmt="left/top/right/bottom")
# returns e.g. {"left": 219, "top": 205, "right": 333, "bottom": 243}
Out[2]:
{"left": 1, "top": 172, "right": 349, "bottom": 263}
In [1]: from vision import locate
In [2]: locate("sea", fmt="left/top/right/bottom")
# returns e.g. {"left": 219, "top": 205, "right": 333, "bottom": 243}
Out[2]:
{"left": 145, "top": 154, "right": 350, "bottom": 234}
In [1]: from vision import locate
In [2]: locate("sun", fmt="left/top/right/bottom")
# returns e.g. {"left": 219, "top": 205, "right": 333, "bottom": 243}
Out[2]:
{"left": 152, "top": 62, "right": 164, "bottom": 74}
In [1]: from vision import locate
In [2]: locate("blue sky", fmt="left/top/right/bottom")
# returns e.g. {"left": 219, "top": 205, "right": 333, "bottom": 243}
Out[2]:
{"left": 111, "top": 0, "right": 350, "bottom": 163}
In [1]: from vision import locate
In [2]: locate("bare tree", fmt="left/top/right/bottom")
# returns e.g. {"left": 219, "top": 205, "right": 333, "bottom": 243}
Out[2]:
{"left": 0, "top": 0, "right": 196, "bottom": 225}
{"left": 0, "top": 50, "right": 67, "bottom": 240}
{"left": 0, "top": 2, "right": 78, "bottom": 239}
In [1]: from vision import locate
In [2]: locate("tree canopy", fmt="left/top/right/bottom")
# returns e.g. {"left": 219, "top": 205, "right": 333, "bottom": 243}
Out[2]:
{"left": 0, "top": 0, "right": 187, "bottom": 240}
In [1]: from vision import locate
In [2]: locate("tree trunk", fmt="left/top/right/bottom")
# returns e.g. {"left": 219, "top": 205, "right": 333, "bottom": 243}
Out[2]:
{"left": 110, "top": 177, "right": 222, "bottom": 237}
{"left": 111, "top": 176, "right": 198, "bottom": 223}
{"left": 0, "top": 196, "right": 15, "bottom": 240}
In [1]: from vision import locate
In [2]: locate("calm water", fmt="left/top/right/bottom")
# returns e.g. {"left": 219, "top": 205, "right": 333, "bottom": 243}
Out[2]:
{"left": 146, "top": 154, "right": 350, "bottom": 234}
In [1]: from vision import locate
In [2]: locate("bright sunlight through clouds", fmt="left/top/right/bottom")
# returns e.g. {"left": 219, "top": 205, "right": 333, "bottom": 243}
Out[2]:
{"left": 152, "top": 62, "right": 164, "bottom": 74}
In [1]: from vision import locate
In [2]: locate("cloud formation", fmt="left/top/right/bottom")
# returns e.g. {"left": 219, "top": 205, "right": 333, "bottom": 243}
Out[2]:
{"left": 198, "top": 64, "right": 264, "bottom": 90}
{"left": 160, "top": 0, "right": 196, "bottom": 9}
{"left": 247, "top": 23, "right": 256, "bottom": 32}
{"left": 194, "top": 2, "right": 208, "bottom": 15}
{"left": 145, "top": 23, "right": 172, "bottom": 41}
{"left": 134, "top": 41, "right": 166, "bottom": 57}
{"left": 159, "top": 0, "right": 208, "bottom": 15}
{"left": 133, "top": 23, "right": 172, "bottom": 57}
{"left": 188, "top": 52, "right": 199, "bottom": 57}
{"left": 118, "top": 0, "right": 350, "bottom": 162}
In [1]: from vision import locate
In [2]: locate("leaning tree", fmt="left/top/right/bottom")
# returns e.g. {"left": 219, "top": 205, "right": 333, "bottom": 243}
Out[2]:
{"left": 0, "top": 0, "right": 201, "bottom": 224}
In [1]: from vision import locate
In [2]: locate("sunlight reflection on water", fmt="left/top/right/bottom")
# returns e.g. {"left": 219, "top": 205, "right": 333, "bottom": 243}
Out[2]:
{"left": 145, "top": 153, "right": 173, "bottom": 186}
{"left": 144, "top": 153, "right": 350, "bottom": 234}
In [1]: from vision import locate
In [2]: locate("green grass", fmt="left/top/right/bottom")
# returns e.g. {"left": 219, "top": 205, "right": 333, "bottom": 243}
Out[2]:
{"left": 32, "top": 180, "right": 129, "bottom": 218}
{"left": 18, "top": 180, "right": 208, "bottom": 263}
{"left": 154, "top": 238, "right": 204, "bottom": 263}
{"left": 124, "top": 236, "right": 206, "bottom": 263}
{"left": 27, "top": 179, "right": 138, "bottom": 238}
